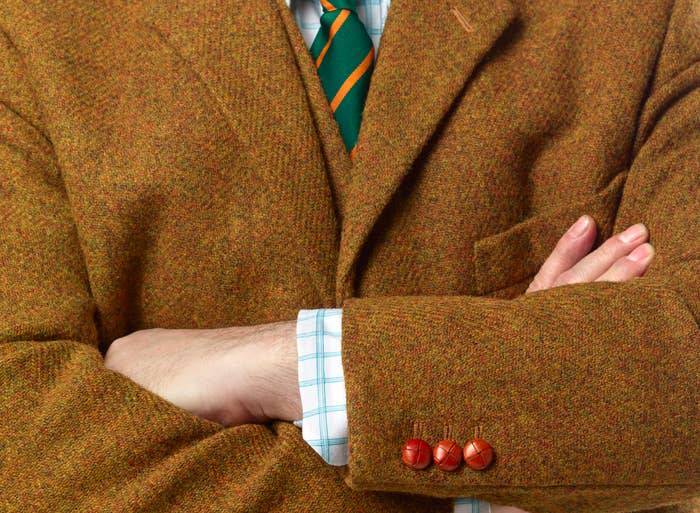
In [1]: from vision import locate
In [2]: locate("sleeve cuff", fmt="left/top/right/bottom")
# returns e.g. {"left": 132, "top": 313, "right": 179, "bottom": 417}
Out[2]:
{"left": 295, "top": 308, "right": 348, "bottom": 466}
{"left": 295, "top": 309, "right": 494, "bottom": 512}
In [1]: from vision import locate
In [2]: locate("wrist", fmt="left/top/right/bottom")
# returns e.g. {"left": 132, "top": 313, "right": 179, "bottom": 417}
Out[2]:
{"left": 264, "top": 320, "right": 302, "bottom": 422}
{"left": 221, "top": 320, "right": 301, "bottom": 424}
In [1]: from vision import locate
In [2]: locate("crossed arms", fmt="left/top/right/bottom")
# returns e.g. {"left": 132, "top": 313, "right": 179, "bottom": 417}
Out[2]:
{"left": 101, "top": 217, "right": 659, "bottom": 513}
{"left": 1, "top": 0, "right": 698, "bottom": 511}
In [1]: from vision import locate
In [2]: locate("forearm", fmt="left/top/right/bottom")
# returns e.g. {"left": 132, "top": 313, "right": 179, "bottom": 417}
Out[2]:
{"left": 338, "top": 7, "right": 700, "bottom": 508}
{"left": 339, "top": 275, "right": 699, "bottom": 511}
{"left": 0, "top": 338, "right": 452, "bottom": 512}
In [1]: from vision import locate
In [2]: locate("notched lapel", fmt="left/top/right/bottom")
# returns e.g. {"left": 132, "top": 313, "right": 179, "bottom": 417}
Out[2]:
{"left": 138, "top": 0, "right": 328, "bottom": 161}
{"left": 336, "top": 0, "right": 519, "bottom": 302}
{"left": 137, "top": 0, "right": 339, "bottom": 303}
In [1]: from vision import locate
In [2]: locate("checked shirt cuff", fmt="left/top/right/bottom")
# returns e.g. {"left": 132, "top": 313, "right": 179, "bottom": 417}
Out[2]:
{"left": 292, "top": 308, "right": 492, "bottom": 513}
{"left": 294, "top": 308, "right": 348, "bottom": 466}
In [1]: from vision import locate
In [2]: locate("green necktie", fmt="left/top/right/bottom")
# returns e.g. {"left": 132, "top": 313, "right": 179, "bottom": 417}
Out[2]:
{"left": 310, "top": 0, "right": 375, "bottom": 161}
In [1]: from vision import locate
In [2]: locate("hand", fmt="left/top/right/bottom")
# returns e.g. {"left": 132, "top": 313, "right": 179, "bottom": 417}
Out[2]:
{"left": 526, "top": 215, "right": 655, "bottom": 293}
{"left": 104, "top": 320, "right": 302, "bottom": 427}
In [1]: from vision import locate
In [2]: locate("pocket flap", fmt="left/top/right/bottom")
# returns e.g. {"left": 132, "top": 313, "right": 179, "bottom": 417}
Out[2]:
{"left": 472, "top": 172, "right": 628, "bottom": 295}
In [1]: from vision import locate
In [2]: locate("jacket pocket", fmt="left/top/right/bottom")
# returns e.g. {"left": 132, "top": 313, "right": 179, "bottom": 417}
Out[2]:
{"left": 472, "top": 171, "right": 629, "bottom": 296}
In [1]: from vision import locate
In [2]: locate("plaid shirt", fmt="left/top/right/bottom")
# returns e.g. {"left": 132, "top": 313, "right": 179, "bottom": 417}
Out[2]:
{"left": 288, "top": 2, "right": 492, "bottom": 512}
{"left": 286, "top": 0, "right": 389, "bottom": 55}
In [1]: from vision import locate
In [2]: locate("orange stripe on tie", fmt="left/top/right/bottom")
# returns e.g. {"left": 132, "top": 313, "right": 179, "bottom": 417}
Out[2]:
{"left": 329, "top": 47, "right": 374, "bottom": 113}
{"left": 349, "top": 145, "right": 358, "bottom": 161}
{"left": 320, "top": 0, "right": 336, "bottom": 11}
{"left": 314, "top": 10, "right": 350, "bottom": 68}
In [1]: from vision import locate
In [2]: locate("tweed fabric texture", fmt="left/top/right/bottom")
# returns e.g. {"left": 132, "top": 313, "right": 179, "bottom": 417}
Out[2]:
{"left": 290, "top": 3, "right": 488, "bottom": 507}
{"left": 0, "top": 1, "right": 698, "bottom": 513}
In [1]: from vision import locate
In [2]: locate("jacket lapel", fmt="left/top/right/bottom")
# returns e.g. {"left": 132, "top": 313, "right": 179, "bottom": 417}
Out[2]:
{"left": 138, "top": 0, "right": 339, "bottom": 303}
{"left": 275, "top": 0, "right": 354, "bottom": 219}
{"left": 336, "top": 0, "right": 519, "bottom": 302}
{"left": 137, "top": 0, "right": 519, "bottom": 305}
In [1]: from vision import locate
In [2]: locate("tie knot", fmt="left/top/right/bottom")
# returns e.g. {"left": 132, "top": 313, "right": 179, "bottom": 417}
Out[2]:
{"left": 320, "top": 0, "right": 356, "bottom": 13}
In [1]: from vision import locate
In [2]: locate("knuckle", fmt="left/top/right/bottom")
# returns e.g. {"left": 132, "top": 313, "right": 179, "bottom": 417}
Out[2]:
{"left": 552, "top": 272, "right": 570, "bottom": 287}
{"left": 595, "top": 269, "right": 627, "bottom": 281}
{"left": 622, "top": 258, "right": 649, "bottom": 276}
{"left": 526, "top": 275, "right": 545, "bottom": 292}
{"left": 600, "top": 258, "right": 646, "bottom": 283}
{"left": 593, "top": 240, "right": 620, "bottom": 261}
{"left": 555, "top": 269, "right": 583, "bottom": 285}
{"left": 552, "top": 236, "right": 574, "bottom": 257}
{"left": 531, "top": 253, "right": 565, "bottom": 285}
{"left": 104, "top": 334, "right": 136, "bottom": 369}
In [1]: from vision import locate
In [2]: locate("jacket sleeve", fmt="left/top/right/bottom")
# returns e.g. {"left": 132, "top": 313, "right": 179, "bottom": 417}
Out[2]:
{"left": 0, "top": 29, "right": 451, "bottom": 513}
{"left": 338, "top": 2, "right": 700, "bottom": 512}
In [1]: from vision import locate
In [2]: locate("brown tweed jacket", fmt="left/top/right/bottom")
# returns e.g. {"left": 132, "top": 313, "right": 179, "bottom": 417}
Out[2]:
{"left": 0, "top": 0, "right": 697, "bottom": 512}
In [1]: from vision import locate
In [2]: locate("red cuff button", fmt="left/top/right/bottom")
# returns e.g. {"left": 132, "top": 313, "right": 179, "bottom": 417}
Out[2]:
{"left": 433, "top": 439, "right": 462, "bottom": 471}
{"left": 463, "top": 438, "right": 494, "bottom": 470}
{"left": 402, "top": 438, "right": 432, "bottom": 469}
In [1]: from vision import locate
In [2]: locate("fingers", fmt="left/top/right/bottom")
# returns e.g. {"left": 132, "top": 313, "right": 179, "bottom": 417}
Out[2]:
{"left": 526, "top": 217, "right": 656, "bottom": 294}
{"left": 525, "top": 215, "right": 596, "bottom": 293}
{"left": 552, "top": 222, "right": 650, "bottom": 287}
{"left": 593, "top": 242, "right": 655, "bottom": 282}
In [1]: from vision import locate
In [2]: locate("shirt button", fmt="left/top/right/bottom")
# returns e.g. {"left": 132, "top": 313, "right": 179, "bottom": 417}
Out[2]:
{"left": 402, "top": 438, "right": 432, "bottom": 469}
{"left": 463, "top": 438, "right": 494, "bottom": 470}
{"left": 433, "top": 439, "right": 462, "bottom": 471}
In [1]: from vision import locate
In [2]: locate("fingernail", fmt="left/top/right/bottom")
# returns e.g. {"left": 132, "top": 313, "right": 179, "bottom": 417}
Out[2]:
{"left": 619, "top": 223, "right": 646, "bottom": 244}
{"left": 569, "top": 215, "right": 590, "bottom": 237}
{"left": 627, "top": 243, "right": 653, "bottom": 261}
